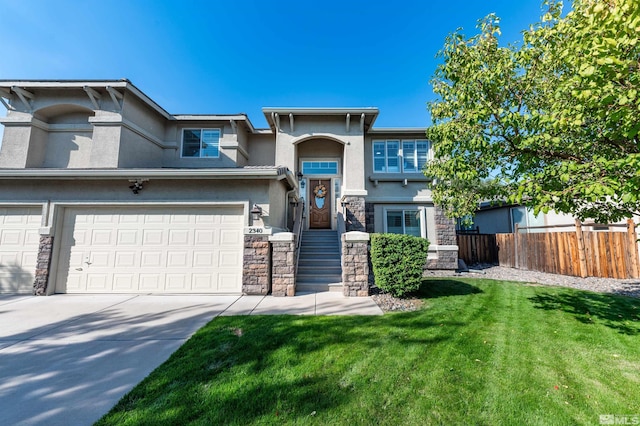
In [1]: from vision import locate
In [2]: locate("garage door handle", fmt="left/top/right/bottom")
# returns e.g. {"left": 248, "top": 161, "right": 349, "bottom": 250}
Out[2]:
{"left": 75, "top": 267, "right": 83, "bottom": 271}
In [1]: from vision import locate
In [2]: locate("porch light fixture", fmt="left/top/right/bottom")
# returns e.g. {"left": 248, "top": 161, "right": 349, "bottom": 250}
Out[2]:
{"left": 296, "top": 171, "right": 303, "bottom": 181}
{"left": 250, "top": 204, "right": 263, "bottom": 221}
{"left": 128, "top": 179, "right": 147, "bottom": 195}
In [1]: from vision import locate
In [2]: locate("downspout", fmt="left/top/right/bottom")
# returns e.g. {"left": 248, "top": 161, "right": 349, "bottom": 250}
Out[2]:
{"left": 285, "top": 188, "right": 298, "bottom": 231}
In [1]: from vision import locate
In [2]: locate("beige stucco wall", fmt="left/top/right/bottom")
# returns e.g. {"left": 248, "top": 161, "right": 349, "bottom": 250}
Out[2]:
{"left": 162, "top": 121, "right": 240, "bottom": 168}
{"left": 273, "top": 116, "right": 366, "bottom": 194}
{"left": 0, "top": 124, "right": 32, "bottom": 167}
{"left": 42, "top": 131, "right": 93, "bottom": 168}
{"left": 120, "top": 92, "right": 166, "bottom": 144}
{"left": 246, "top": 133, "right": 276, "bottom": 166}
{"left": 118, "top": 127, "right": 164, "bottom": 167}
{"left": 0, "top": 178, "right": 287, "bottom": 229}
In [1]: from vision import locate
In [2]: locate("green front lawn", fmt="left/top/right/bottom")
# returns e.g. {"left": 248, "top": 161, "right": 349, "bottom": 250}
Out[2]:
{"left": 97, "top": 279, "right": 640, "bottom": 425}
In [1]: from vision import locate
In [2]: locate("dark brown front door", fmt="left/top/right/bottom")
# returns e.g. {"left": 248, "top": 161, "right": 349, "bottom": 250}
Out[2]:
{"left": 309, "top": 179, "right": 331, "bottom": 229}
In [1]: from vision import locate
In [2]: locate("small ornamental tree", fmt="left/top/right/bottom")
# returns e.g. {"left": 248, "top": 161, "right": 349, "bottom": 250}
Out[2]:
{"left": 426, "top": 0, "right": 640, "bottom": 224}
{"left": 370, "top": 234, "right": 429, "bottom": 297}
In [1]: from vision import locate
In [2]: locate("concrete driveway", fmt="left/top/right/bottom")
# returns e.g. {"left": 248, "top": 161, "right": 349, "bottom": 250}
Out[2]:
{"left": 0, "top": 293, "right": 382, "bottom": 425}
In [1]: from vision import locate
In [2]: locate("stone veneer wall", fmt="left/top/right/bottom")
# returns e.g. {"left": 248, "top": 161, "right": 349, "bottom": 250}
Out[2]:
{"left": 341, "top": 232, "right": 370, "bottom": 297}
{"left": 33, "top": 236, "right": 53, "bottom": 296}
{"left": 242, "top": 235, "right": 271, "bottom": 295}
{"left": 426, "top": 206, "right": 459, "bottom": 270}
{"left": 364, "top": 202, "right": 375, "bottom": 233}
{"left": 434, "top": 206, "right": 457, "bottom": 246}
{"left": 343, "top": 196, "right": 366, "bottom": 232}
{"left": 270, "top": 233, "right": 297, "bottom": 297}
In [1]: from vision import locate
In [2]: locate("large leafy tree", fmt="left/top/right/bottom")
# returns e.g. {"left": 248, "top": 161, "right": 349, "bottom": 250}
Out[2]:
{"left": 426, "top": 0, "right": 640, "bottom": 223}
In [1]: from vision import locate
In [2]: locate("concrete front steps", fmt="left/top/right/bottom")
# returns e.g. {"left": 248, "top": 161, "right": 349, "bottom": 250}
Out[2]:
{"left": 296, "top": 229, "right": 342, "bottom": 292}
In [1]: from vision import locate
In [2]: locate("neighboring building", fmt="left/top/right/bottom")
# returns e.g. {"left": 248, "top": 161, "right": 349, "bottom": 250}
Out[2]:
{"left": 458, "top": 202, "right": 630, "bottom": 234}
{"left": 0, "top": 79, "right": 457, "bottom": 296}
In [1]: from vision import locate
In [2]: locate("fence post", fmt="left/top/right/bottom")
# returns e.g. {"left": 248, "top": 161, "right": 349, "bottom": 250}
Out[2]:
{"left": 514, "top": 224, "right": 519, "bottom": 269}
{"left": 574, "top": 219, "right": 588, "bottom": 278}
{"left": 627, "top": 219, "right": 640, "bottom": 279}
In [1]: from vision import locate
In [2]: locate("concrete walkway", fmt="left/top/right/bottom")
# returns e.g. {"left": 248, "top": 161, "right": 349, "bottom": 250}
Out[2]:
{"left": 0, "top": 292, "right": 382, "bottom": 426}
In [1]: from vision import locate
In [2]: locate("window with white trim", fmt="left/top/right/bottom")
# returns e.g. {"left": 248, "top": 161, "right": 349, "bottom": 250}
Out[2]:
{"left": 386, "top": 209, "right": 421, "bottom": 237}
{"left": 301, "top": 161, "right": 339, "bottom": 175}
{"left": 373, "top": 140, "right": 430, "bottom": 173}
{"left": 181, "top": 129, "right": 220, "bottom": 158}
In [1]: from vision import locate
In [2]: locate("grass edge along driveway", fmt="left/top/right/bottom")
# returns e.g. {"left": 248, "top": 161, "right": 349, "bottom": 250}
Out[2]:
{"left": 97, "top": 278, "right": 640, "bottom": 426}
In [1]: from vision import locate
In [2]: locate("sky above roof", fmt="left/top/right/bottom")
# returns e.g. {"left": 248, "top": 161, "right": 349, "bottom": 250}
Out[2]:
{"left": 0, "top": 0, "right": 552, "bottom": 130}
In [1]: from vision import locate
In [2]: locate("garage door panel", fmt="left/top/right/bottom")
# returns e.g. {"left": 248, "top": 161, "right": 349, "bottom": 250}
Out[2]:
{"left": 117, "top": 229, "right": 139, "bottom": 245}
{"left": 220, "top": 229, "right": 242, "bottom": 245}
{"left": 141, "top": 251, "right": 163, "bottom": 268}
{"left": 90, "top": 252, "right": 112, "bottom": 268}
{"left": 169, "top": 229, "right": 190, "bottom": 245}
{"left": 25, "top": 229, "right": 40, "bottom": 245}
{"left": 166, "top": 274, "right": 189, "bottom": 291}
{"left": 119, "top": 214, "right": 141, "bottom": 224}
{"left": 87, "top": 274, "right": 110, "bottom": 291}
{"left": 91, "top": 229, "right": 113, "bottom": 245}
{"left": 193, "top": 251, "right": 214, "bottom": 267}
{"left": 167, "top": 251, "right": 189, "bottom": 267}
{"left": 218, "top": 273, "right": 239, "bottom": 291}
{"left": 219, "top": 251, "right": 240, "bottom": 267}
{"left": 1, "top": 230, "right": 22, "bottom": 245}
{"left": 169, "top": 214, "right": 191, "bottom": 224}
{"left": 139, "top": 274, "right": 163, "bottom": 291}
{"left": 57, "top": 206, "right": 243, "bottom": 293}
{"left": 0, "top": 207, "right": 41, "bottom": 294}
{"left": 144, "top": 214, "right": 166, "bottom": 224}
{"left": 113, "top": 274, "right": 136, "bottom": 291}
{"left": 143, "top": 229, "right": 165, "bottom": 245}
{"left": 222, "top": 216, "right": 243, "bottom": 225}
{"left": 22, "top": 252, "right": 38, "bottom": 266}
{"left": 193, "top": 274, "right": 213, "bottom": 291}
{"left": 115, "top": 252, "right": 137, "bottom": 268}
{"left": 195, "top": 229, "right": 215, "bottom": 245}
{"left": 72, "top": 229, "right": 89, "bottom": 245}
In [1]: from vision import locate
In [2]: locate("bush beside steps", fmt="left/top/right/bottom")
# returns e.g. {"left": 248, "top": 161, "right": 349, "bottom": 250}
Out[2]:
{"left": 370, "top": 233, "right": 429, "bottom": 298}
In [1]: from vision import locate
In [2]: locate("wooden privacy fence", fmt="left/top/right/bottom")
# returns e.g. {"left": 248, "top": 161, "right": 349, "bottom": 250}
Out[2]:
{"left": 457, "top": 234, "right": 499, "bottom": 265}
{"left": 458, "top": 219, "right": 640, "bottom": 279}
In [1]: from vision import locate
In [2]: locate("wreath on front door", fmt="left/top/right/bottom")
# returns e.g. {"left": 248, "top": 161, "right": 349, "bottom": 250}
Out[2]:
{"left": 313, "top": 184, "right": 327, "bottom": 199}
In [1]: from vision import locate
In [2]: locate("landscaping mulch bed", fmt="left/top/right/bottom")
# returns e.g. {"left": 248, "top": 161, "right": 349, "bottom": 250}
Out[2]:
{"left": 370, "top": 286, "right": 423, "bottom": 312}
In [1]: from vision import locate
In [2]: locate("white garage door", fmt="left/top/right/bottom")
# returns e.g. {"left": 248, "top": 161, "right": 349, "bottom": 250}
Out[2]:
{"left": 0, "top": 207, "right": 41, "bottom": 294}
{"left": 55, "top": 206, "right": 244, "bottom": 294}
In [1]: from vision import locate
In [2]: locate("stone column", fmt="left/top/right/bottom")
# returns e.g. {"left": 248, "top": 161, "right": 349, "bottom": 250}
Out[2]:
{"left": 33, "top": 236, "right": 54, "bottom": 296}
{"left": 343, "top": 196, "right": 366, "bottom": 232}
{"left": 364, "top": 202, "right": 375, "bottom": 233}
{"left": 242, "top": 235, "right": 271, "bottom": 295}
{"left": 270, "top": 232, "right": 296, "bottom": 297}
{"left": 427, "top": 206, "right": 458, "bottom": 270}
{"left": 341, "top": 231, "right": 370, "bottom": 297}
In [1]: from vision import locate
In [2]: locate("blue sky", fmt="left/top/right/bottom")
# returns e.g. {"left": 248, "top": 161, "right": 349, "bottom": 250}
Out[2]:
{"left": 0, "top": 0, "right": 550, "bottom": 129}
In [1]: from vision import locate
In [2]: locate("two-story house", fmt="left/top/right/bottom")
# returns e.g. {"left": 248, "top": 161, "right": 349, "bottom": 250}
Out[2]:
{"left": 0, "top": 79, "right": 457, "bottom": 296}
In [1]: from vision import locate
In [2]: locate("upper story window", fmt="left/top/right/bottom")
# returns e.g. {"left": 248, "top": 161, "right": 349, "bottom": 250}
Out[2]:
{"left": 181, "top": 129, "right": 220, "bottom": 158}
{"left": 373, "top": 140, "right": 430, "bottom": 173}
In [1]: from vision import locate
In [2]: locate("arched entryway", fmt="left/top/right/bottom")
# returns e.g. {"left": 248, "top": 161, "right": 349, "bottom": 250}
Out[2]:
{"left": 295, "top": 137, "right": 345, "bottom": 230}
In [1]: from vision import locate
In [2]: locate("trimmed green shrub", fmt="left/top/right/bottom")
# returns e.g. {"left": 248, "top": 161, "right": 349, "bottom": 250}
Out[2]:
{"left": 370, "top": 233, "right": 429, "bottom": 297}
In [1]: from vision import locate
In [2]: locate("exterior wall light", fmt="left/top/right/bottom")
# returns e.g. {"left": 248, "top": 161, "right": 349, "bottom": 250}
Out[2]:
{"left": 250, "top": 204, "right": 263, "bottom": 221}
{"left": 296, "top": 171, "right": 303, "bottom": 181}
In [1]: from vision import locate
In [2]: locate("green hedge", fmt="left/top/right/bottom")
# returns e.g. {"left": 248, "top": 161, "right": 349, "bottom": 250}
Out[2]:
{"left": 370, "top": 233, "right": 429, "bottom": 297}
